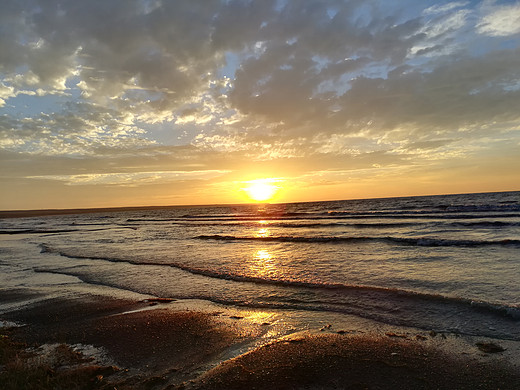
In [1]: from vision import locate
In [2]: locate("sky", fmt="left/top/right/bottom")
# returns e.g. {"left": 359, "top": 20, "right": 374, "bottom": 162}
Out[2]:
{"left": 1, "top": 0, "right": 519, "bottom": 210}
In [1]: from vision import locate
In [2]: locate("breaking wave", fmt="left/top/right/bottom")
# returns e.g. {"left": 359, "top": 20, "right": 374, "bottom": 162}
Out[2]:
{"left": 37, "top": 243, "right": 520, "bottom": 325}
{"left": 194, "top": 234, "right": 520, "bottom": 247}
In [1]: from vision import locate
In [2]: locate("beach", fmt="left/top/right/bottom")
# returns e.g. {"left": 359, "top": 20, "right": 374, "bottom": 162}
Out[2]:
{"left": 2, "top": 289, "right": 520, "bottom": 389}
{"left": 1, "top": 192, "right": 520, "bottom": 388}
{"left": 3, "top": 0, "right": 520, "bottom": 386}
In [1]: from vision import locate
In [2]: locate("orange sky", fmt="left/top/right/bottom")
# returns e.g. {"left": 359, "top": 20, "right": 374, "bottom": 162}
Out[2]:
{"left": 1, "top": 1, "right": 519, "bottom": 210}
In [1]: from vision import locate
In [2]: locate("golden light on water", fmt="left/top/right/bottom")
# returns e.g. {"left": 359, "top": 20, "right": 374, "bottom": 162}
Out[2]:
{"left": 255, "top": 228, "right": 270, "bottom": 238}
{"left": 250, "top": 249, "right": 280, "bottom": 279}
{"left": 254, "top": 249, "right": 272, "bottom": 261}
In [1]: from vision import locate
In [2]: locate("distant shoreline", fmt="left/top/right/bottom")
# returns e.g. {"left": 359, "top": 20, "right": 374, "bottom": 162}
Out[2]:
{"left": 1, "top": 189, "right": 518, "bottom": 219}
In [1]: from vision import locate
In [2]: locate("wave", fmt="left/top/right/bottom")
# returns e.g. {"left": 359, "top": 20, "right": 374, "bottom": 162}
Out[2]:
{"left": 120, "top": 218, "right": 520, "bottom": 233}
{"left": 37, "top": 243, "right": 520, "bottom": 326}
{"left": 126, "top": 218, "right": 178, "bottom": 222}
{"left": 0, "top": 226, "right": 137, "bottom": 235}
{"left": 180, "top": 211, "right": 313, "bottom": 219}
{"left": 35, "top": 266, "right": 520, "bottom": 341}
{"left": 193, "top": 234, "right": 520, "bottom": 247}
{"left": 120, "top": 204, "right": 520, "bottom": 224}
{"left": 448, "top": 221, "right": 520, "bottom": 228}
{"left": 262, "top": 221, "right": 418, "bottom": 228}
{"left": 143, "top": 213, "right": 520, "bottom": 222}
{"left": 323, "top": 211, "right": 520, "bottom": 219}
{"left": 154, "top": 221, "right": 419, "bottom": 228}
{"left": 69, "top": 222, "right": 112, "bottom": 226}
{"left": 174, "top": 204, "right": 520, "bottom": 220}
{"left": 151, "top": 220, "right": 520, "bottom": 229}
{"left": 433, "top": 204, "right": 520, "bottom": 212}
{"left": 1, "top": 229, "right": 80, "bottom": 235}
{"left": 268, "top": 221, "right": 517, "bottom": 229}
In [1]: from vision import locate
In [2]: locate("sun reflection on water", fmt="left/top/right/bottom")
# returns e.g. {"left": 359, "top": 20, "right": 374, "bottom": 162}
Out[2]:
{"left": 255, "top": 249, "right": 272, "bottom": 261}
{"left": 255, "top": 228, "right": 270, "bottom": 237}
{"left": 250, "top": 248, "right": 282, "bottom": 279}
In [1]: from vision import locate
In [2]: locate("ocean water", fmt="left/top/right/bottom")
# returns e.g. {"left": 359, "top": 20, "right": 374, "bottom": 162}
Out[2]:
{"left": 1, "top": 191, "right": 519, "bottom": 340}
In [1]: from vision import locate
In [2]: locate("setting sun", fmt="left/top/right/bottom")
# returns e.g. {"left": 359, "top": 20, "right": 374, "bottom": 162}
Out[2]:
{"left": 243, "top": 179, "right": 280, "bottom": 202}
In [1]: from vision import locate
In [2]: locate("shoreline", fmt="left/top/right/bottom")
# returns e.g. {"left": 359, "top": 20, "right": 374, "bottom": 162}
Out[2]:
{"left": 2, "top": 290, "right": 519, "bottom": 389}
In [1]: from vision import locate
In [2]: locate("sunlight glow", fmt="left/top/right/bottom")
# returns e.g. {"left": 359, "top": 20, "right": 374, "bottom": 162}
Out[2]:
{"left": 254, "top": 249, "right": 272, "bottom": 261}
{"left": 243, "top": 179, "right": 280, "bottom": 202}
{"left": 250, "top": 249, "right": 281, "bottom": 279}
{"left": 255, "top": 228, "right": 270, "bottom": 238}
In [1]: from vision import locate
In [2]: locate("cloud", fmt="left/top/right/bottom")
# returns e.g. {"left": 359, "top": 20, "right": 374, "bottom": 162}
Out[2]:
{"left": 478, "top": 2, "right": 520, "bottom": 37}
{"left": 0, "top": 0, "right": 519, "bottom": 208}
{"left": 0, "top": 102, "right": 155, "bottom": 155}
{"left": 423, "top": 2, "right": 470, "bottom": 15}
{"left": 404, "top": 139, "right": 455, "bottom": 151}
{"left": 1, "top": 1, "right": 227, "bottom": 114}
{"left": 26, "top": 170, "right": 230, "bottom": 186}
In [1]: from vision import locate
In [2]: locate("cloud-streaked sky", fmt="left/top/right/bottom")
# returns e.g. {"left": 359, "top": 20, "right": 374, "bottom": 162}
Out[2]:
{"left": 1, "top": 0, "right": 519, "bottom": 209}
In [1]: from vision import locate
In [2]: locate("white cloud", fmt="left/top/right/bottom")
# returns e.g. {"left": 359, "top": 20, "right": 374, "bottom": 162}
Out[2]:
{"left": 0, "top": 103, "right": 156, "bottom": 156}
{"left": 478, "top": 3, "right": 520, "bottom": 36}
{"left": 419, "top": 9, "right": 471, "bottom": 39}
{"left": 423, "top": 2, "right": 470, "bottom": 15}
{"left": 26, "top": 170, "right": 230, "bottom": 186}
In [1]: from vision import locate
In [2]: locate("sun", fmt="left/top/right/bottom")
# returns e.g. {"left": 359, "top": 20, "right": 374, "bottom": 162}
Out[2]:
{"left": 243, "top": 179, "right": 280, "bottom": 202}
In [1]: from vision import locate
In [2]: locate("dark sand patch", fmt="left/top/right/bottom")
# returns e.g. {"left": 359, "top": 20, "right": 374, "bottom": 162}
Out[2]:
{"left": 192, "top": 334, "right": 520, "bottom": 390}
{"left": 3, "top": 296, "right": 238, "bottom": 370}
{"left": 0, "top": 289, "right": 43, "bottom": 305}
{"left": 91, "top": 309, "right": 237, "bottom": 371}
{"left": 2, "top": 292, "right": 520, "bottom": 389}
{"left": 1, "top": 293, "right": 243, "bottom": 388}
{"left": 1, "top": 294, "right": 143, "bottom": 331}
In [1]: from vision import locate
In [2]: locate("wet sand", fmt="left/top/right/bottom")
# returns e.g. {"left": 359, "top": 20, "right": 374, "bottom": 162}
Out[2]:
{"left": 194, "top": 334, "right": 520, "bottom": 390}
{"left": 1, "top": 291, "right": 520, "bottom": 389}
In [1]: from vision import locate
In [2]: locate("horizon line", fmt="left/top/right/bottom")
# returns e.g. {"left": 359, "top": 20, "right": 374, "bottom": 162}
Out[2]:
{"left": 1, "top": 189, "right": 518, "bottom": 219}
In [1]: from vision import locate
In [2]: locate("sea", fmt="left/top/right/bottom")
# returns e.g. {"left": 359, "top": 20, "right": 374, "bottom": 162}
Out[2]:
{"left": 1, "top": 191, "right": 519, "bottom": 341}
